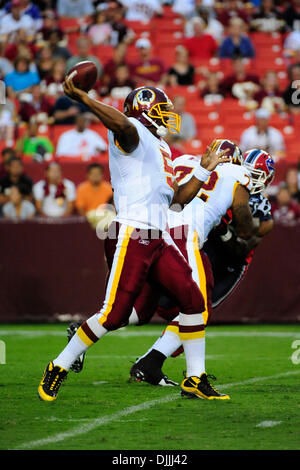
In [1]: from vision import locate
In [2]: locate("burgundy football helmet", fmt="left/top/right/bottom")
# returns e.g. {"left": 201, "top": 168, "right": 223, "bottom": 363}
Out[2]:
{"left": 243, "top": 149, "right": 275, "bottom": 194}
{"left": 123, "top": 86, "right": 181, "bottom": 137}
{"left": 212, "top": 139, "right": 244, "bottom": 165}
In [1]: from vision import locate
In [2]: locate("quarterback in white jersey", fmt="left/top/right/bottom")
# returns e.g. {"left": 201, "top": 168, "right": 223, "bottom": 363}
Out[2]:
{"left": 38, "top": 81, "right": 232, "bottom": 402}
{"left": 108, "top": 116, "right": 174, "bottom": 231}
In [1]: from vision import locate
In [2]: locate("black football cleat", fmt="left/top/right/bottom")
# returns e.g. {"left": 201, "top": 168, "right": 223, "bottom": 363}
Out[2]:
{"left": 181, "top": 373, "right": 230, "bottom": 400}
{"left": 67, "top": 322, "right": 85, "bottom": 373}
{"left": 129, "top": 359, "right": 178, "bottom": 387}
{"left": 38, "top": 361, "right": 68, "bottom": 402}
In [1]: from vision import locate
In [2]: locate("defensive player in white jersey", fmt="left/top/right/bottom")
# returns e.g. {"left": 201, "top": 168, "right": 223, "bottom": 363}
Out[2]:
{"left": 129, "top": 146, "right": 275, "bottom": 394}
{"left": 128, "top": 140, "right": 258, "bottom": 396}
{"left": 38, "top": 82, "right": 231, "bottom": 402}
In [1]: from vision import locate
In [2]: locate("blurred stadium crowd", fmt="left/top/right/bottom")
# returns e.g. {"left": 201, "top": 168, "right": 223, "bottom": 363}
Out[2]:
{"left": 0, "top": 0, "right": 300, "bottom": 225}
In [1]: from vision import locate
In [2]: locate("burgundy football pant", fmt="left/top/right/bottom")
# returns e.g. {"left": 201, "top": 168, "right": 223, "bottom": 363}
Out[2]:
{"left": 97, "top": 222, "right": 206, "bottom": 332}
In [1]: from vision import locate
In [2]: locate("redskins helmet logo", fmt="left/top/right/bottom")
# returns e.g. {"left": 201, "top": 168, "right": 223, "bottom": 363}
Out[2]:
{"left": 133, "top": 88, "right": 156, "bottom": 109}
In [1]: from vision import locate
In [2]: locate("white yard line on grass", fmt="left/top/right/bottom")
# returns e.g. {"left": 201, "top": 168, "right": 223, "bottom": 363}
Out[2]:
{"left": 14, "top": 369, "right": 300, "bottom": 450}
{"left": 256, "top": 421, "right": 282, "bottom": 428}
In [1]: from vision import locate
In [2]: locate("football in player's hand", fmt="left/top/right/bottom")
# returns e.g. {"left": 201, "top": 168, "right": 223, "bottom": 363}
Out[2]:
{"left": 213, "top": 139, "right": 243, "bottom": 165}
{"left": 65, "top": 61, "right": 98, "bottom": 92}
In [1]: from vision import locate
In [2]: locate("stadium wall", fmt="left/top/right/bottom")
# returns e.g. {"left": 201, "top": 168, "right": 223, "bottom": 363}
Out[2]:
{"left": 0, "top": 219, "right": 299, "bottom": 323}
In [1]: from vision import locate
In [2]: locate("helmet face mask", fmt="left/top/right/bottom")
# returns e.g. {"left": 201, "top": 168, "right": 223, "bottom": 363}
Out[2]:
{"left": 243, "top": 149, "right": 275, "bottom": 194}
{"left": 147, "top": 102, "right": 181, "bottom": 134}
{"left": 124, "top": 87, "right": 181, "bottom": 136}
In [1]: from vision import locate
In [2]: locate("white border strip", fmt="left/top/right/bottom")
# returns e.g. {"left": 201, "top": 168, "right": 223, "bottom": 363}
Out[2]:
{"left": 1, "top": 330, "right": 300, "bottom": 339}
{"left": 14, "top": 369, "right": 300, "bottom": 450}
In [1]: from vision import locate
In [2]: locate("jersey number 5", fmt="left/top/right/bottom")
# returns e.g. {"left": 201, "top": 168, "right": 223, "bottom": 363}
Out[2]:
{"left": 198, "top": 171, "right": 219, "bottom": 202}
{"left": 160, "top": 148, "right": 174, "bottom": 189}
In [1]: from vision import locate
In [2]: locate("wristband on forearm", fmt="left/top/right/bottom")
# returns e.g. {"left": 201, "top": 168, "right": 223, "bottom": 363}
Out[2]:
{"left": 193, "top": 165, "right": 212, "bottom": 182}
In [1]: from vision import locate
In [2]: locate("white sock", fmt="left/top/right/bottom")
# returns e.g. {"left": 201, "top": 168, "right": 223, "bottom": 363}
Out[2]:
{"left": 128, "top": 308, "right": 139, "bottom": 325}
{"left": 53, "top": 333, "right": 88, "bottom": 371}
{"left": 53, "top": 314, "right": 108, "bottom": 370}
{"left": 151, "top": 330, "right": 182, "bottom": 358}
{"left": 182, "top": 337, "right": 205, "bottom": 377}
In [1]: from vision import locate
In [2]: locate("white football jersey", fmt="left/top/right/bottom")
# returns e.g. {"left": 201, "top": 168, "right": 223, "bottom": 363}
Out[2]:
{"left": 108, "top": 117, "right": 175, "bottom": 231}
{"left": 168, "top": 154, "right": 252, "bottom": 248}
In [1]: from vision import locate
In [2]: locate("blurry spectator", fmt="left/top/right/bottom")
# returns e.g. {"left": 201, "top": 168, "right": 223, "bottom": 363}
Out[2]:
{"left": 182, "top": 17, "right": 218, "bottom": 59}
{"left": 52, "top": 95, "right": 87, "bottom": 125}
{"left": 0, "top": 57, "right": 14, "bottom": 79}
{"left": 199, "top": 71, "right": 224, "bottom": 103}
{"left": 33, "top": 162, "right": 76, "bottom": 217}
{"left": 171, "top": 95, "right": 197, "bottom": 142}
{"left": 2, "top": 183, "right": 35, "bottom": 220}
{"left": 283, "top": 0, "right": 300, "bottom": 31}
{"left": 283, "top": 30, "right": 300, "bottom": 59}
{"left": 165, "top": 45, "right": 195, "bottom": 86}
{"left": 19, "top": 84, "right": 53, "bottom": 122}
{"left": 0, "top": 148, "right": 16, "bottom": 179}
{"left": 103, "top": 1, "right": 135, "bottom": 46}
{"left": 0, "top": 92, "right": 16, "bottom": 143}
{"left": 240, "top": 108, "right": 285, "bottom": 161}
{"left": 130, "top": 38, "right": 166, "bottom": 86}
{"left": 185, "top": 6, "right": 224, "bottom": 43}
{"left": 105, "top": 64, "right": 135, "bottom": 99}
{"left": 101, "top": 43, "right": 128, "bottom": 89}
{"left": 0, "top": 0, "right": 35, "bottom": 42}
{"left": 87, "top": 10, "right": 113, "bottom": 45}
{"left": 56, "top": 115, "right": 107, "bottom": 159}
{"left": 15, "top": 121, "right": 54, "bottom": 161}
{"left": 283, "top": 63, "right": 300, "bottom": 114}
{"left": 57, "top": 0, "right": 94, "bottom": 18}
{"left": 271, "top": 184, "right": 300, "bottom": 224}
{"left": 66, "top": 36, "right": 102, "bottom": 77}
{"left": 38, "top": 10, "right": 60, "bottom": 41}
{"left": 253, "top": 71, "right": 285, "bottom": 114}
{"left": 121, "top": 0, "right": 162, "bottom": 22}
{"left": 4, "top": 57, "right": 40, "bottom": 96}
{"left": 173, "top": 0, "right": 216, "bottom": 19}
{"left": 0, "top": 156, "right": 33, "bottom": 205}
{"left": 36, "top": 46, "right": 55, "bottom": 80}
{"left": 3, "top": 0, "right": 42, "bottom": 27}
{"left": 21, "top": 0, "right": 42, "bottom": 29}
{"left": 285, "top": 167, "right": 300, "bottom": 204}
{"left": 219, "top": 18, "right": 255, "bottom": 59}
{"left": 40, "top": 58, "right": 66, "bottom": 97}
{"left": 4, "top": 28, "right": 37, "bottom": 63}
{"left": 75, "top": 163, "right": 113, "bottom": 215}
{"left": 221, "top": 58, "right": 259, "bottom": 98}
{"left": 217, "top": 0, "right": 250, "bottom": 28}
{"left": 45, "top": 29, "right": 71, "bottom": 61}
{"left": 250, "top": 0, "right": 285, "bottom": 32}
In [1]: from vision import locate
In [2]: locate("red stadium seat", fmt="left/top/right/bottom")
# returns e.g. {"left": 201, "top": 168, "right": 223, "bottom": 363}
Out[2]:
{"left": 251, "top": 32, "right": 282, "bottom": 47}
{"left": 91, "top": 45, "right": 115, "bottom": 64}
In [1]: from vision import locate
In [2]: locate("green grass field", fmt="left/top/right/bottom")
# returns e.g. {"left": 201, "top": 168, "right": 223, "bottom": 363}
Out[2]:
{"left": 0, "top": 323, "right": 299, "bottom": 451}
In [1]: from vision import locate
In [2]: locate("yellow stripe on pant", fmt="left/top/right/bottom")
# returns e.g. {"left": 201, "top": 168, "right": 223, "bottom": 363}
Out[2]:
{"left": 192, "top": 231, "right": 209, "bottom": 325}
{"left": 99, "top": 225, "right": 134, "bottom": 326}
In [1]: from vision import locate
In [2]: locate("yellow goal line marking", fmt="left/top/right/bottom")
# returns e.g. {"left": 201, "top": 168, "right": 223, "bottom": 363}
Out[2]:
{"left": 14, "top": 369, "right": 300, "bottom": 450}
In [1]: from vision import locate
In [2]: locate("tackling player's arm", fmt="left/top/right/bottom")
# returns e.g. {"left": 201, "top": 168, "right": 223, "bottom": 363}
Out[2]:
{"left": 62, "top": 78, "right": 139, "bottom": 153}
{"left": 231, "top": 184, "right": 256, "bottom": 240}
{"left": 237, "top": 218, "right": 274, "bottom": 253}
{"left": 223, "top": 192, "right": 274, "bottom": 258}
{"left": 171, "top": 142, "right": 230, "bottom": 208}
